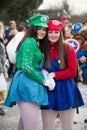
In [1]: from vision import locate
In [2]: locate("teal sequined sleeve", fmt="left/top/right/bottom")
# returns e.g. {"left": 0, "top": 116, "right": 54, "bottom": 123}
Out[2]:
{"left": 16, "top": 37, "right": 44, "bottom": 84}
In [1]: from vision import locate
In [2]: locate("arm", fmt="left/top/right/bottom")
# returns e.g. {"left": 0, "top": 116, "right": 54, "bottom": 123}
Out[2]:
{"left": 17, "top": 38, "right": 44, "bottom": 84}
{"left": 77, "top": 51, "right": 87, "bottom": 63}
{"left": 0, "top": 42, "right": 6, "bottom": 73}
{"left": 54, "top": 45, "right": 77, "bottom": 80}
{"left": 0, "top": 42, "right": 6, "bottom": 63}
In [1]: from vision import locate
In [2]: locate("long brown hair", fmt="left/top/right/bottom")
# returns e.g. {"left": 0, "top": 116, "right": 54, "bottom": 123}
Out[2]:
{"left": 16, "top": 25, "right": 50, "bottom": 69}
{"left": 57, "top": 31, "right": 67, "bottom": 69}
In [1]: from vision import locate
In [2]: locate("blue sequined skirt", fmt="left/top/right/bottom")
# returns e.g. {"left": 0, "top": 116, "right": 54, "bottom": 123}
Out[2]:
{"left": 4, "top": 70, "right": 48, "bottom": 107}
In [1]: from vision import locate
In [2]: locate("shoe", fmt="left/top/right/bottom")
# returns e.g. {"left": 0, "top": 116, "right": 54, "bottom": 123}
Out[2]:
{"left": 82, "top": 79, "right": 87, "bottom": 85}
{"left": 84, "top": 119, "right": 87, "bottom": 123}
{"left": 0, "top": 108, "right": 5, "bottom": 116}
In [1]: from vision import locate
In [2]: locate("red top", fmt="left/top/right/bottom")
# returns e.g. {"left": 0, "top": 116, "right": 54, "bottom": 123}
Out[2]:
{"left": 49, "top": 42, "right": 77, "bottom": 80}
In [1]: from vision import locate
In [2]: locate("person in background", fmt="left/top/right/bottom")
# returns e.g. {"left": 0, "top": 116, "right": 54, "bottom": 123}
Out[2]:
{"left": 62, "top": 24, "right": 72, "bottom": 40}
{"left": 0, "top": 21, "right": 7, "bottom": 115}
{"left": 71, "top": 23, "right": 83, "bottom": 36}
{"left": 4, "top": 14, "right": 55, "bottom": 130}
{"left": 73, "top": 33, "right": 85, "bottom": 82}
{"left": 41, "top": 20, "right": 84, "bottom": 130}
{"left": 4, "top": 20, "right": 18, "bottom": 78}
{"left": 76, "top": 29, "right": 87, "bottom": 84}
{"left": 17, "top": 22, "right": 27, "bottom": 32}
{"left": 82, "top": 21, "right": 87, "bottom": 30}
{"left": 63, "top": 23, "right": 83, "bottom": 84}
{"left": 4, "top": 20, "right": 18, "bottom": 44}
{"left": 60, "top": 15, "right": 72, "bottom": 27}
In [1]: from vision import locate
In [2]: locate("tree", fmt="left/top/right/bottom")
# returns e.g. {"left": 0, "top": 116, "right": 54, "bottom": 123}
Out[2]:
{"left": 0, "top": 0, "right": 42, "bottom": 24}
{"left": 0, "top": 0, "right": 10, "bottom": 8}
{"left": 7, "top": 0, "right": 43, "bottom": 23}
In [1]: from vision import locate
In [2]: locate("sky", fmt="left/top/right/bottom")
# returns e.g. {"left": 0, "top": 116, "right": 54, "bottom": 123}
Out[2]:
{"left": 38, "top": 0, "right": 87, "bottom": 15}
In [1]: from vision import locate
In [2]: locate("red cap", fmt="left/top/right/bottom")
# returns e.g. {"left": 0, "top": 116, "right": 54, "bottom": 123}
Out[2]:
{"left": 48, "top": 20, "right": 63, "bottom": 31}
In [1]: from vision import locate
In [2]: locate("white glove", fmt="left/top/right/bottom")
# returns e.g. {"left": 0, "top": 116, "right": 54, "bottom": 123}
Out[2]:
{"left": 43, "top": 78, "right": 55, "bottom": 91}
{"left": 42, "top": 69, "right": 55, "bottom": 91}
{"left": 48, "top": 72, "right": 55, "bottom": 78}
{"left": 41, "top": 69, "right": 49, "bottom": 79}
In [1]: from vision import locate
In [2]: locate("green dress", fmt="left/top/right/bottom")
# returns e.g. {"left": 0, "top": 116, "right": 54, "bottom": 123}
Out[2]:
{"left": 4, "top": 37, "right": 48, "bottom": 107}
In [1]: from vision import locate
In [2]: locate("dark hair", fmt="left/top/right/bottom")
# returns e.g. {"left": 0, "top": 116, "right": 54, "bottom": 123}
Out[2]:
{"left": 39, "top": 31, "right": 50, "bottom": 69}
{"left": 16, "top": 25, "right": 50, "bottom": 69}
{"left": 79, "top": 30, "right": 87, "bottom": 40}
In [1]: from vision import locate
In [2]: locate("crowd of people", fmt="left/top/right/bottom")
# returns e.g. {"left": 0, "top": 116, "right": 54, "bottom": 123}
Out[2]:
{"left": 0, "top": 14, "right": 87, "bottom": 130}
{"left": 0, "top": 20, "right": 27, "bottom": 115}
{"left": 0, "top": 15, "right": 87, "bottom": 82}
{"left": 61, "top": 16, "right": 87, "bottom": 85}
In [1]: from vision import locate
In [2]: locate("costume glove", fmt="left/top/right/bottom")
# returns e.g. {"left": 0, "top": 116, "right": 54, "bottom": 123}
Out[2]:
{"left": 41, "top": 69, "right": 49, "bottom": 79}
{"left": 43, "top": 79, "right": 55, "bottom": 91}
{"left": 48, "top": 72, "right": 55, "bottom": 78}
{"left": 42, "top": 69, "right": 55, "bottom": 91}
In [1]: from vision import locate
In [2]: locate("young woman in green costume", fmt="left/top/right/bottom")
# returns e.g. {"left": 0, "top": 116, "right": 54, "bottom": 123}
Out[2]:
{"left": 4, "top": 14, "right": 55, "bottom": 130}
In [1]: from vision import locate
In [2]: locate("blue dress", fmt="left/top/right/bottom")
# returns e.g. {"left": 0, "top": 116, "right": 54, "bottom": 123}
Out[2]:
{"left": 41, "top": 59, "right": 84, "bottom": 111}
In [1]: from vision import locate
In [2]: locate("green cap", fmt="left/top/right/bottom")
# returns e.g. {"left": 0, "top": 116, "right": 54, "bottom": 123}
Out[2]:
{"left": 28, "top": 14, "right": 49, "bottom": 28}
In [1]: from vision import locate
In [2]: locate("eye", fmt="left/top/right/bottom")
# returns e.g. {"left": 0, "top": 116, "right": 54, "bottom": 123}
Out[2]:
{"left": 48, "top": 31, "right": 52, "bottom": 34}
{"left": 55, "top": 31, "right": 59, "bottom": 34}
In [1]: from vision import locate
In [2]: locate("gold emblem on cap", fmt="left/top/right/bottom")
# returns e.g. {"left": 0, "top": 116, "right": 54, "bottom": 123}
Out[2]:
{"left": 58, "top": 59, "right": 61, "bottom": 64}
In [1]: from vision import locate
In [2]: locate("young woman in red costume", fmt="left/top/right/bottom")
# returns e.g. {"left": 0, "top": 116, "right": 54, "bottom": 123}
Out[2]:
{"left": 41, "top": 20, "right": 84, "bottom": 130}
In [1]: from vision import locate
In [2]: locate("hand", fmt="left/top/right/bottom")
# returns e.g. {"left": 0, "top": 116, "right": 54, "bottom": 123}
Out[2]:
{"left": 42, "top": 69, "right": 55, "bottom": 90}
{"left": 48, "top": 72, "right": 55, "bottom": 78}
{"left": 43, "top": 78, "right": 55, "bottom": 91}
{"left": 41, "top": 69, "right": 49, "bottom": 79}
{"left": 3, "top": 39, "right": 8, "bottom": 45}
{"left": 79, "top": 56, "right": 87, "bottom": 63}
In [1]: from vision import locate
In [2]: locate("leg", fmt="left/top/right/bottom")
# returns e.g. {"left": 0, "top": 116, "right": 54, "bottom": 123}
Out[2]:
{"left": 18, "top": 102, "right": 40, "bottom": 130}
{"left": 8, "top": 63, "right": 14, "bottom": 77}
{"left": 0, "top": 92, "right": 5, "bottom": 105}
{"left": 17, "top": 116, "right": 24, "bottom": 130}
{"left": 59, "top": 108, "right": 75, "bottom": 130}
{"left": 41, "top": 110, "right": 58, "bottom": 130}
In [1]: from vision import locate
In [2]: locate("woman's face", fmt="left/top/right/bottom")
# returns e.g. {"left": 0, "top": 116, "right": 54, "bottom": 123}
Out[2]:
{"left": 48, "top": 30, "right": 60, "bottom": 43}
{"left": 37, "top": 27, "right": 47, "bottom": 40}
{"left": 64, "top": 26, "right": 71, "bottom": 39}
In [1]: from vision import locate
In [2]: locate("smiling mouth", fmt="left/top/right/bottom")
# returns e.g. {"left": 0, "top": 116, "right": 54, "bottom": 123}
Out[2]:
{"left": 51, "top": 38, "right": 57, "bottom": 40}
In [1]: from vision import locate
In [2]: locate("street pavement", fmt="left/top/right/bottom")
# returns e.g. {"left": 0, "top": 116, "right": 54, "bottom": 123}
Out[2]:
{"left": 0, "top": 79, "right": 87, "bottom": 130}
